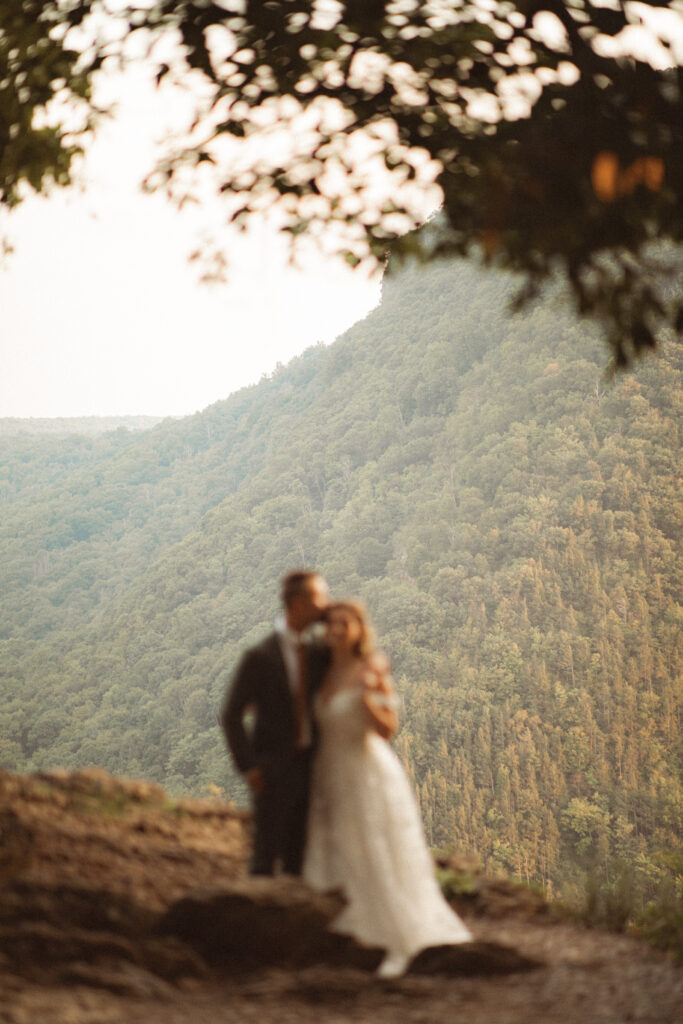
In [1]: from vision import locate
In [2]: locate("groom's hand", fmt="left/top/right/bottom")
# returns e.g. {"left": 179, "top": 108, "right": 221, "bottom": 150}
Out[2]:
{"left": 245, "top": 767, "right": 264, "bottom": 793}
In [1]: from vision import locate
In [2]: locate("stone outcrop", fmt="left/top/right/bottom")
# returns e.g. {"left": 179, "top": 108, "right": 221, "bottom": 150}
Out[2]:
{"left": 157, "top": 878, "right": 383, "bottom": 972}
{"left": 2, "top": 770, "right": 682, "bottom": 1024}
{"left": 0, "top": 768, "right": 540, "bottom": 995}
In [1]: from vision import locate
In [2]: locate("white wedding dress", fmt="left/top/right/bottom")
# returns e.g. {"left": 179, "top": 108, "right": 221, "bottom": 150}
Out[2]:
{"left": 303, "top": 687, "right": 471, "bottom": 976}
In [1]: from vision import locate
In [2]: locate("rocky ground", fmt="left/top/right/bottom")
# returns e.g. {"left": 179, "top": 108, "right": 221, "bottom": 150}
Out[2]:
{"left": 1, "top": 769, "right": 681, "bottom": 1023}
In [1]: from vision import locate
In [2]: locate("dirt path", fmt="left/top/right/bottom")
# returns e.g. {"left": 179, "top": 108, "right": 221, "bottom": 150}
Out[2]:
{"left": 4, "top": 915, "right": 680, "bottom": 1024}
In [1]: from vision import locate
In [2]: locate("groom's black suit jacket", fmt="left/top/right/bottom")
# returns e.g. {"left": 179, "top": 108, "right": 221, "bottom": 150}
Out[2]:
{"left": 221, "top": 631, "right": 329, "bottom": 775}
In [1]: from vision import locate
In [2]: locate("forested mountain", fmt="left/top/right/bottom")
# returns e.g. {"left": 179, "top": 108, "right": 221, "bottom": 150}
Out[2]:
{"left": 1, "top": 260, "right": 680, "bottom": 910}
{"left": 0, "top": 416, "right": 164, "bottom": 436}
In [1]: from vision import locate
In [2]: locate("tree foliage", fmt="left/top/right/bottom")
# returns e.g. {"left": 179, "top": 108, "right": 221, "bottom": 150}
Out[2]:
{"left": 3, "top": 2, "right": 682, "bottom": 360}
{"left": 129, "top": 0, "right": 683, "bottom": 362}
{"left": 0, "top": 1, "right": 101, "bottom": 205}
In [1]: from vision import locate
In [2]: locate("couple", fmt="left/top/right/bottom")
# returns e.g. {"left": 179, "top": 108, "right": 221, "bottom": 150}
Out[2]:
{"left": 221, "top": 570, "right": 471, "bottom": 978}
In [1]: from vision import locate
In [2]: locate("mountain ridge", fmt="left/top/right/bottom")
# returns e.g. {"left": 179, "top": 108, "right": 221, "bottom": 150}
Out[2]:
{"left": 0, "top": 415, "right": 165, "bottom": 436}
{"left": 1, "top": 258, "right": 680, "bottom": 915}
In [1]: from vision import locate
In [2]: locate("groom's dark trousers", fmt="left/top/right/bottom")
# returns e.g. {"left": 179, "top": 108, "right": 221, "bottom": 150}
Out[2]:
{"left": 250, "top": 748, "right": 313, "bottom": 875}
{"left": 221, "top": 632, "right": 327, "bottom": 876}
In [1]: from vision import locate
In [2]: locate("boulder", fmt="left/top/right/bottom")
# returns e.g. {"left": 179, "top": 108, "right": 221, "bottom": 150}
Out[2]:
{"left": 158, "top": 877, "right": 383, "bottom": 973}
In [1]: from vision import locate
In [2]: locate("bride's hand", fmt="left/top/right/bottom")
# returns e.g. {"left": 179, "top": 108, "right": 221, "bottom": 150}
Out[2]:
{"left": 361, "top": 652, "right": 391, "bottom": 690}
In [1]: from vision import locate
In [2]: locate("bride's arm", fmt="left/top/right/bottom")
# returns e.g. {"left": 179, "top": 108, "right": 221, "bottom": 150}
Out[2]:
{"left": 361, "top": 653, "right": 399, "bottom": 740}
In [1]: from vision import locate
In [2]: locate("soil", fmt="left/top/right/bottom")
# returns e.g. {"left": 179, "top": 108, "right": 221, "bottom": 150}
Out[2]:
{"left": 1, "top": 769, "right": 680, "bottom": 1024}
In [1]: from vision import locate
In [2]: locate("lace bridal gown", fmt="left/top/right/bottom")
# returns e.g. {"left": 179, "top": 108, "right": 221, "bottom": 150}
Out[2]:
{"left": 303, "top": 687, "right": 472, "bottom": 977}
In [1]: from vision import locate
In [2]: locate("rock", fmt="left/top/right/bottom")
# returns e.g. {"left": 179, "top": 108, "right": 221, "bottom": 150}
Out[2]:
{"left": 0, "top": 770, "right": 248, "bottom": 913}
{"left": 0, "top": 881, "right": 208, "bottom": 991}
{"left": 59, "top": 960, "right": 176, "bottom": 998}
{"left": 464, "top": 878, "right": 549, "bottom": 919}
{"left": 409, "top": 940, "right": 541, "bottom": 976}
{"left": 0, "top": 920, "right": 143, "bottom": 983}
{"left": 0, "top": 881, "right": 154, "bottom": 933}
{"left": 173, "top": 798, "right": 251, "bottom": 820}
{"left": 157, "top": 878, "right": 383, "bottom": 973}
{"left": 0, "top": 810, "right": 34, "bottom": 879}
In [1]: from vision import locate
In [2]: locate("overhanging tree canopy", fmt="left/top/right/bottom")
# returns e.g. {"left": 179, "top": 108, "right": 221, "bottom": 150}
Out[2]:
{"left": 3, "top": 1, "right": 683, "bottom": 362}
{"left": 0, "top": 1, "right": 100, "bottom": 206}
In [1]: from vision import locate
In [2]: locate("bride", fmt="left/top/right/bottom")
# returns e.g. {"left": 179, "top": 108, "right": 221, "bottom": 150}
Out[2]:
{"left": 303, "top": 600, "right": 472, "bottom": 978}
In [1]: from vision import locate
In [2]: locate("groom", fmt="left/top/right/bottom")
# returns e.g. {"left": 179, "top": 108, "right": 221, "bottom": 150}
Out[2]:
{"left": 221, "top": 570, "right": 330, "bottom": 876}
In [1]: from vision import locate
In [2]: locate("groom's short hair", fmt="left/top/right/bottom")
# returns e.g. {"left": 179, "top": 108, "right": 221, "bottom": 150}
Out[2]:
{"left": 281, "top": 570, "right": 320, "bottom": 608}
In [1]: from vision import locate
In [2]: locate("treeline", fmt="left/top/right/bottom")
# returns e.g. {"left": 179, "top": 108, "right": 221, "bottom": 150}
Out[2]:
{"left": 0, "top": 415, "right": 164, "bottom": 436}
{"left": 0, "top": 259, "right": 680, "bottom": 911}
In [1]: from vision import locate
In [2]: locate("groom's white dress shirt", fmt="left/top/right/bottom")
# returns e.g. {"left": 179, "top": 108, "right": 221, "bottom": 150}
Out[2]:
{"left": 274, "top": 616, "right": 315, "bottom": 748}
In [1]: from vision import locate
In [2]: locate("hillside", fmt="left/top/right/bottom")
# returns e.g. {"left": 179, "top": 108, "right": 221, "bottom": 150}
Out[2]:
{"left": 0, "top": 258, "right": 680, "bottom": 916}
{"left": 0, "top": 416, "right": 164, "bottom": 437}
{"left": 2, "top": 769, "right": 681, "bottom": 1024}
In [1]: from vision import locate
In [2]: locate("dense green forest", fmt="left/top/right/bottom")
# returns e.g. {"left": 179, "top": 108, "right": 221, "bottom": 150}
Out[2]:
{"left": 0, "top": 260, "right": 680, "bottom": 910}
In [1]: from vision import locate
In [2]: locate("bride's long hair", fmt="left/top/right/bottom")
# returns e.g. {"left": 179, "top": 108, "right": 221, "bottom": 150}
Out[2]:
{"left": 327, "top": 600, "right": 375, "bottom": 658}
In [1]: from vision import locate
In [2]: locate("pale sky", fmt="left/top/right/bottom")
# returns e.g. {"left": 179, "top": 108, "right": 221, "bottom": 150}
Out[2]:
{"left": 0, "top": 63, "right": 382, "bottom": 420}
